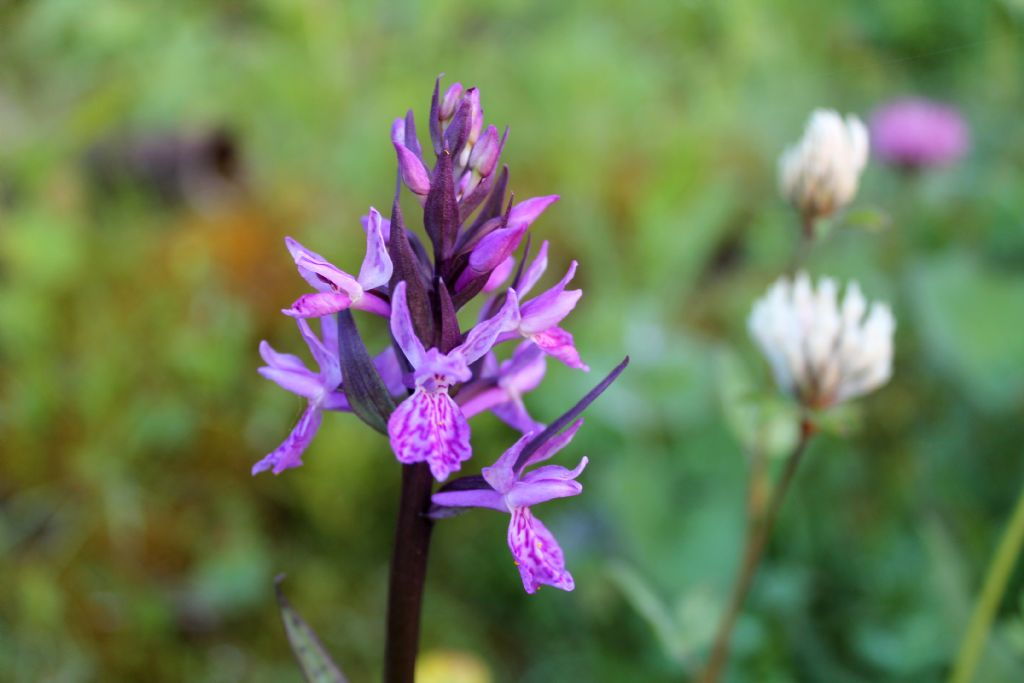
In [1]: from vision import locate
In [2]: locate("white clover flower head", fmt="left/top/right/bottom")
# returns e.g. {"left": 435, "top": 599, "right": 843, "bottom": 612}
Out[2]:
{"left": 748, "top": 272, "right": 895, "bottom": 410}
{"left": 778, "top": 109, "right": 869, "bottom": 224}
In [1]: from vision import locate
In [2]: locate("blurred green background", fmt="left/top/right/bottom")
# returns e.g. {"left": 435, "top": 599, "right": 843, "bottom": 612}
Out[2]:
{"left": 2, "top": 1, "right": 1024, "bottom": 681}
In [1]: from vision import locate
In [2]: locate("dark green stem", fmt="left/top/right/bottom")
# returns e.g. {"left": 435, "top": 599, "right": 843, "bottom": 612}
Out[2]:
{"left": 383, "top": 462, "right": 435, "bottom": 683}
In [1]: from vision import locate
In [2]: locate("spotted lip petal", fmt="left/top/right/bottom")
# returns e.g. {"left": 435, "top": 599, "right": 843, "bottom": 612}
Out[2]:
{"left": 509, "top": 508, "right": 575, "bottom": 594}
{"left": 388, "top": 389, "right": 472, "bottom": 481}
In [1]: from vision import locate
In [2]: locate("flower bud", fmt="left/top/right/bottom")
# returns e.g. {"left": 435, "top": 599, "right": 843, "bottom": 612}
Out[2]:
{"left": 469, "top": 125, "right": 501, "bottom": 178}
{"left": 392, "top": 118, "right": 431, "bottom": 197}
{"left": 465, "top": 88, "right": 483, "bottom": 145}
{"left": 440, "top": 82, "right": 464, "bottom": 122}
{"left": 779, "top": 109, "right": 868, "bottom": 225}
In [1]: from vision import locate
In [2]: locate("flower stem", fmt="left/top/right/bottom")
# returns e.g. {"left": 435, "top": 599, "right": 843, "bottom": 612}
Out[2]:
{"left": 383, "top": 462, "right": 435, "bottom": 683}
{"left": 698, "top": 418, "right": 815, "bottom": 683}
{"left": 949, "top": 477, "right": 1024, "bottom": 683}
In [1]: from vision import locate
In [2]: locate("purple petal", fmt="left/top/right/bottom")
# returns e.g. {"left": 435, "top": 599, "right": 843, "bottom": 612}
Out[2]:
{"left": 506, "top": 478, "right": 584, "bottom": 509}
{"left": 531, "top": 327, "right": 589, "bottom": 371}
{"left": 520, "top": 457, "right": 588, "bottom": 486}
{"left": 462, "top": 87, "right": 483, "bottom": 145}
{"left": 440, "top": 82, "right": 464, "bottom": 121}
{"left": 499, "top": 342, "right": 547, "bottom": 394}
{"left": 357, "top": 208, "right": 393, "bottom": 291}
{"left": 387, "top": 389, "right": 471, "bottom": 482}
{"left": 468, "top": 222, "right": 528, "bottom": 274}
{"left": 252, "top": 403, "right": 323, "bottom": 475}
{"left": 389, "top": 282, "right": 426, "bottom": 370}
{"left": 258, "top": 366, "right": 323, "bottom": 399}
{"left": 432, "top": 487, "right": 506, "bottom": 512}
{"left": 259, "top": 340, "right": 308, "bottom": 374}
{"left": 519, "top": 261, "right": 581, "bottom": 334}
{"left": 507, "top": 195, "right": 559, "bottom": 230}
{"left": 283, "top": 292, "right": 353, "bottom": 319}
{"left": 416, "top": 348, "right": 472, "bottom": 386}
{"left": 350, "top": 292, "right": 391, "bottom": 318}
{"left": 523, "top": 418, "right": 584, "bottom": 468}
{"left": 322, "top": 391, "right": 351, "bottom": 411}
{"left": 374, "top": 346, "right": 408, "bottom": 397}
{"left": 319, "top": 313, "right": 338, "bottom": 359}
{"left": 457, "top": 289, "right": 521, "bottom": 365}
{"left": 517, "top": 240, "right": 549, "bottom": 297}
{"left": 361, "top": 212, "right": 392, "bottom": 242}
{"left": 492, "top": 398, "right": 544, "bottom": 435}
{"left": 285, "top": 237, "right": 361, "bottom": 298}
{"left": 296, "top": 318, "right": 339, "bottom": 381}
{"left": 482, "top": 433, "right": 533, "bottom": 494}
{"left": 458, "top": 386, "right": 506, "bottom": 420}
{"left": 507, "top": 508, "right": 575, "bottom": 594}
{"left": 483, "top": 256, "right": 516, "bottom": 293}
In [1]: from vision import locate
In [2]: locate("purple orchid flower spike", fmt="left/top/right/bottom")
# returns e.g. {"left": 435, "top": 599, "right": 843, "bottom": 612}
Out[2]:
{"left": 459, "top": 342, "right": 547, "bottom": 433}
{"left": 283, "top": 208, "right": 393, "bottom": 319}
{"left": 432, "top": 420, "right": 587, "bottom": 593}
{"left": 254, "top": 80, "right": 631, "bottom": 670}
{"left": 253, "top": 318, "right": 347, "bottom": 475}
{"left": 387, "top": 281, "right": 521, "bottom": 481}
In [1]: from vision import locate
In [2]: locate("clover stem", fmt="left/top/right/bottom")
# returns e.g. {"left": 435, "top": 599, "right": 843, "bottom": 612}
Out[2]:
{"left": 698, "top": 417, "right": 815, "bottom": 683}
{"left": 949, "top": 475, "right": 1024, "bottom": 683}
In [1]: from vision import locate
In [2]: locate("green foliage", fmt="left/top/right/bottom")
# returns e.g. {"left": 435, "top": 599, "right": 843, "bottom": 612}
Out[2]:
{"left": 276, "top": 579, "right": 348, "bottom": 683}
{"left": 1, "top": 1, "right": 1023, "bottom": 682}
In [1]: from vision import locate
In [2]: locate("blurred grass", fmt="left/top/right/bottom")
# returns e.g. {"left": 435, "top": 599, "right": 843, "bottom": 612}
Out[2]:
{"left": 2, "top": 1, "right": 1024, "bottom": 681}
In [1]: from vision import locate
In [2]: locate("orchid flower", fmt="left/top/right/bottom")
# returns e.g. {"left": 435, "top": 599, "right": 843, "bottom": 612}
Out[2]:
{"left": 432, "top": 420, "right": 587, "bottom": 593}
{"left": 387, "top": 281, "right": 521, "bottom": 481}
{"left": 253, "top": 319, "right": 407, "bottom": 475}
{"left": 252, "top": 317, "right": 346, "bottom": 475}
{"left": 283, "top": 208, "right": 393, "bottom": 319}
{"left": 496, "top": 241, "right": 588, "bottom": 371}
{"left": 459, "top": 342, "right": 547, "bottom": 434}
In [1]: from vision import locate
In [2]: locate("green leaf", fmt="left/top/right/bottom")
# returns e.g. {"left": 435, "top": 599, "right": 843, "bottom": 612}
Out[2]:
{"left": 607, "top": 562, "right": 686, "bottom": 665}
{"left": 275, "top": 576, "right": 348, "bottom": 683}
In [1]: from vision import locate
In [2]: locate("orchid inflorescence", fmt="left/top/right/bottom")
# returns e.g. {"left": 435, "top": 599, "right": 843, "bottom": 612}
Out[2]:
{"left": 254, "top": 76, "right": 627, "bottom": 595}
